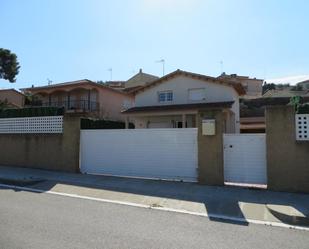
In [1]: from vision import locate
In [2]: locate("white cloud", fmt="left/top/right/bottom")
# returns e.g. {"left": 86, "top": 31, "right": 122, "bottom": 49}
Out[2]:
{"left": 266, "top": 75, "right": 309, "bottom": 85}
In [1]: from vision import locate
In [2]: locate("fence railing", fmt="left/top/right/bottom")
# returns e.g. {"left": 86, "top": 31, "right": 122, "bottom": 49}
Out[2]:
{"left": 32, "top": 100, "right": 99, "bottom": 112}
{"left": 0, "top": 116, "right": 63, "bottom": 134}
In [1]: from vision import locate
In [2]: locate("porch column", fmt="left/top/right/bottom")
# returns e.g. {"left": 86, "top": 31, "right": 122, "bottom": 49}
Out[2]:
{"left": 48, "top": 95, "right": 51, "bottom": 106}
{"left": 67, "top": 93, "right": 70, "bottom": 109}
{"left": 88, "top": 89, "right": 91, "bottom": 111}
{"left": 182, "top": 114, "right": 186, "bottom": 128}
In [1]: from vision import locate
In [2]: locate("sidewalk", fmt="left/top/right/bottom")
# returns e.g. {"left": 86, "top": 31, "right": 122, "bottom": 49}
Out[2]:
{"left": 0, "top": 166, "right": 309, "bottom": 229}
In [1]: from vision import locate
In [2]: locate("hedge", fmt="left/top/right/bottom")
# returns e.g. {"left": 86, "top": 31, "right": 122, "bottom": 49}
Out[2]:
{"left": 81, "top": 118, "right": 135, "bottom": 129}
{"left": 0, "top": 107, "right": 64, "bottom": 118}
{"left": 298, "top": 104, "right": 309, "bottom": 114}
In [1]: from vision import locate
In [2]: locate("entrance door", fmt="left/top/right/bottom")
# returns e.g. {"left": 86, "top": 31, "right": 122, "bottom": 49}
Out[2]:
{"left": 223, "top": 134, "right": 267, "bottom": 185}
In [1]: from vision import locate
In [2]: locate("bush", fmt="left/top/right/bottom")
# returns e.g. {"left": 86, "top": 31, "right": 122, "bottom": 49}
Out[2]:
{"left": 81, "top": 118, "right": 135, "bottom": 129}
{"left": 298, "top": 104, "right": 309, "bottom": 114}
{"left": 0, "top": 107, "right": 64, "bottom": 118}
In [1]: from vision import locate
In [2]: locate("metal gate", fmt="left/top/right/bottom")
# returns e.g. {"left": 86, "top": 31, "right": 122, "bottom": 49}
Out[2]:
{"left": 80, "top": 128, "right": 198, "bottom": 182}
{"left": 223, "top": 134, "right": 267, "bottom": 185}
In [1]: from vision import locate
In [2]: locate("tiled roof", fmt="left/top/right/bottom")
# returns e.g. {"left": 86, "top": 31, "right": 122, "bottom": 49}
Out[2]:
{"left": 131, "top": 70, "right": 246, "bottom": 95}
{"left": 21, "top": 79, "right": 132, "bottom": 96}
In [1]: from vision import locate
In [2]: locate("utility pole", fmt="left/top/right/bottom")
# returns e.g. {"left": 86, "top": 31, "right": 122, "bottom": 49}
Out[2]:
{"left": 156, "top": 59, "right": 165, "bottom": 76}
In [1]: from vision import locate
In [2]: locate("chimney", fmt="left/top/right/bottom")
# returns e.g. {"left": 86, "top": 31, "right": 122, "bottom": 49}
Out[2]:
{"left": 139, "top": 69, "right": 142, "bottom": 73}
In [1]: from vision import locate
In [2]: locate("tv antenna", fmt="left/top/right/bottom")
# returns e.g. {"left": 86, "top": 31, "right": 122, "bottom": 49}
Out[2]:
{"left": 47, "top": 78, "right": 52, "bottom": 85}
{"left": 156, "top": 59, "right": 165, "bottom": 76}
{"left": 219, "top": 60, "right": 224, "bottom": 74}
{"left": 107, "top": 68, "right": 113, "bottom": 81}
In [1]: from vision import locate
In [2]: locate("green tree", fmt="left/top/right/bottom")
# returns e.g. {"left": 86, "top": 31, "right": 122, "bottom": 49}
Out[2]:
{"left": 0, "top": 48, "right": 20, "bottom": 83}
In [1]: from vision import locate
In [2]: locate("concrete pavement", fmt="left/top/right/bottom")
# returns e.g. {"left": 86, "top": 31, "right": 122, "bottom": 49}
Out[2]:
{"left": 0, "top": 166, "right": 309, "bottom": 229}
{"left": 1, "top": 187, "right": 309, "bottom": 249}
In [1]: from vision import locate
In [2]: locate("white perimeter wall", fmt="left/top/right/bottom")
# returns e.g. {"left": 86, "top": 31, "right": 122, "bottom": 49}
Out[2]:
{"left": 80, "top": 128, "right": 198, "bottom": 182}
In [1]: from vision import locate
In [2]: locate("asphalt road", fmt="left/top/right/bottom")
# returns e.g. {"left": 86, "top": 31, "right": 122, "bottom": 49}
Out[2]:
{"left": 0, "top": 187, "right": 308, "bottom": 249}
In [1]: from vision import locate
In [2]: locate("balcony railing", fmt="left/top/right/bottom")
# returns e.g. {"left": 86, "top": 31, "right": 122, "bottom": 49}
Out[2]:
{"left": 38, "top": 100, "right": 99, "bottom": 112}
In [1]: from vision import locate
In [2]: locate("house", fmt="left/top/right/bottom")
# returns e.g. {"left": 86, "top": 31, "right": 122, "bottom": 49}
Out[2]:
{"left": 103, "top": 69, "right": 159, "bottom": 94}
{"left": 105, "top": 81, "right": 125, "bottom": 90}
{"left": 298, "top": 79, "right": 309, "bottom": 90}
{"left": 124, "top": 69, "right": 159, "bottom": 89}
{"left": 122, "top": 70, "right": 245, "bottom": 133}
{"left": 237, "top": 75, "right": 309, "bottom": 133}
{"left": 21, "top": 79, "right": 134, "bottom": 121}
{"left": 0, "top": 89, "right": 25, "bottom": 108}
{"left": 239, "top": 94, "right": 309, "bottom": 133}
{"left": 262, "top": 89, "right": 309, "bottom": 98}
{"left": 218, "top": 73, "right": 263, "bottom": 99}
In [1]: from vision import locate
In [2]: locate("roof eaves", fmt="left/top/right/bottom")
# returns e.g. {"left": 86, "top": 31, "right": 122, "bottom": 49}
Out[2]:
{"left": 21, "top": 79, "right": 132, "bottom": 96}
{"left": 122, "top": 101, "right": 234, "bottom": 114}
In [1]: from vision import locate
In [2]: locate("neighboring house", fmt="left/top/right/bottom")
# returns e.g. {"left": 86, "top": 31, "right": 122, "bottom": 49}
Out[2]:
{"left": 0, "top": 89, "right": 25, "bottom": 108}
{"left": 298, "top": 79, "right": 309, "bottom": 90}
{"left": 238, "top": 75, "right": 309, "bottom": 133}
{"left": 21, "top": 79, "right": 134, "bottom": 121}
{"left": 262, "top": 89, "right": 309, "bottom": 98}
{"left": 239, "top": 94, "right": 309, "bottom": 133}
{"left": 124, "top": 69, "right": 159, "bottom": 89}
{"left": 218, "top": 73, "right": 263, "bottom": 99}
{"left": 239, "top": 103, "right": 265, "bottom": 133}
{"left": 122, "top": 70, "right": 245, "bottom": 133}
{"left": 105, "top": 81, "right": 125, "bottom": 90}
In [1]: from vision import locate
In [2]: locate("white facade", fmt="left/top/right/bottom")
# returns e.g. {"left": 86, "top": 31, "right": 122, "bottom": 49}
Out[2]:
{"left": 133, "top": 75, "right": 240, "bottom": 132}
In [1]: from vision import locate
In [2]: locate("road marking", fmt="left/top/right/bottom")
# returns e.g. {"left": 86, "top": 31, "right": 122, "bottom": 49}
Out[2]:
{"left": 0, "top": 183, "right": 308, "bottom": 232}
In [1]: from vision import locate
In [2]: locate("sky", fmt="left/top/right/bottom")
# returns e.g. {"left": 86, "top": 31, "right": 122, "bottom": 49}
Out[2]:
{"left": 0, "top": 0, "right": 309, "bottom": 89}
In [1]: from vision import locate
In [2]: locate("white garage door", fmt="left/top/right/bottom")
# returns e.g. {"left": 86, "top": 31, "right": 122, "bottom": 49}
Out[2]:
{"left": 223, "top": 134, "right": 267, "bottom": 185}
{"left": 80, "top": 128, "right": 198, "bottom": 182}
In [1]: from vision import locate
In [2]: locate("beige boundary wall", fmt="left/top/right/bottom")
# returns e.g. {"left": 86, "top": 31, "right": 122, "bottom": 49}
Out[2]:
{"left": 266, "top": 106, "right": 309, "bottom": 193}
{"left": 0, "top": 115, "right": 81, "bottom": 173}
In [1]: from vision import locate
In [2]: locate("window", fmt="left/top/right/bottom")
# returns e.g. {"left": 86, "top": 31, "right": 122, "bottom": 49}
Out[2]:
{"left": 158, "top": 91, "right": 173, "bottom": 103}
{"left": 188, "top": 88, "right": 206, "bottom": 101}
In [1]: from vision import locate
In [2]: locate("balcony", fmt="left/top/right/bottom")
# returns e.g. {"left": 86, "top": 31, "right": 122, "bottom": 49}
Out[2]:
{"left": 35, "top": 100, "right": 99, "bottom": 113}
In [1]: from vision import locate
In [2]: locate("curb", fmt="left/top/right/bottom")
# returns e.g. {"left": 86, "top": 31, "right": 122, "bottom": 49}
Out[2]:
{"left": 0, "top": 183, "right": 308, "bottom": 232}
